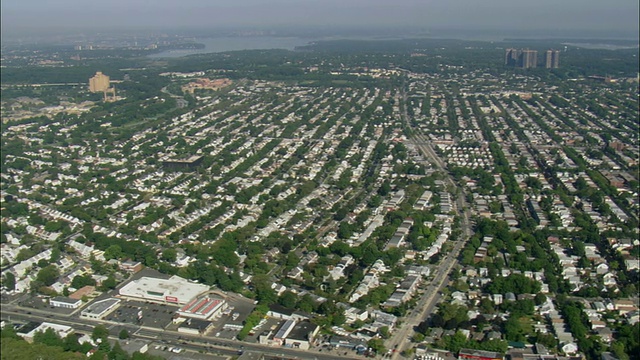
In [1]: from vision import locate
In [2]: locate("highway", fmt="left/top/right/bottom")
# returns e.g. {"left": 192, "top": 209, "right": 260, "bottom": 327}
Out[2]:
{"left": 385, "top": 82, "right": 473, "bottom": 359}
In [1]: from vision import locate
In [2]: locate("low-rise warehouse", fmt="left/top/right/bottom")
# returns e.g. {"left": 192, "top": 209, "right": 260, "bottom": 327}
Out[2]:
{"left": 177, "top": 295, "right": 227, "bottom": 320}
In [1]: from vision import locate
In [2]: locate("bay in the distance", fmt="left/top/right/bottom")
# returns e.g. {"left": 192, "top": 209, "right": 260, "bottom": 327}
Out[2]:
{"left": 148, "top": 36, "right": 315, "bottom": 58}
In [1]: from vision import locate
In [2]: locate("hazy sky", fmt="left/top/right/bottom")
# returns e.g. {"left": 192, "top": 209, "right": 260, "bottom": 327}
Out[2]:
{"left": 2, "top": 0, "right": 639, "bottom": 38}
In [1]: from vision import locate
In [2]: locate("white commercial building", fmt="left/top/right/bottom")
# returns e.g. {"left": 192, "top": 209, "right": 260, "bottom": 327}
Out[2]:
{"left": 50, "top": 296, "right": 82, "bottom": 309}
{"left": 81, "top": 298, "right": 121, "bottom": 320}
{"left": 119, "top": 275, "right": 209, "bottom": 305}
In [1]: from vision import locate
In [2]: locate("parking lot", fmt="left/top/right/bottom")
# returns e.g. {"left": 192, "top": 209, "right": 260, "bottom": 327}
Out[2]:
{"left": 210, "top": 326, "right": 237, "bottom": 340}
{"left": 105, "top": 299, "right": 178, "bottom": 329}
{"left": 148, "top": 341, "right": 228, "bottom": 360}
{"left": 205, "top": 294, "right": 256, "bottom": 340}
{"left": 18, "top": 296, "right": 79, "bottom": 316}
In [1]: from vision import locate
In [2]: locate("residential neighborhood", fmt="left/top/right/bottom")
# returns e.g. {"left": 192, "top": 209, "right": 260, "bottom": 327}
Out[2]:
{"left": 1, "top": 34, "right": 638, "bottom": 360}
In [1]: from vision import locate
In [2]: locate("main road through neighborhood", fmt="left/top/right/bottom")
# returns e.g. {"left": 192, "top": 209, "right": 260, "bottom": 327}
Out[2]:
{"left": 385, "top": 84, "right": 474, "bottom": 359}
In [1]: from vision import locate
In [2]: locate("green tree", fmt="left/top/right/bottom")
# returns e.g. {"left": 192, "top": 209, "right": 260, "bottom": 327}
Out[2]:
{"left": 441, "top": 331, "right": 469, "bottom": 353}
{"left": 253, "top": 274, "right": 277, "bottom": 305}
{"left": 100, "top": 276, "right": 117, "bottom": 291}
{"left": 33, "top": 328, "right": 64, "bottom": 348}
{"left": 92, "top": 324, "right": 109, "bottom": 341}
{"left": 535, "top": 331, "right": 558, "bottom": 350}
{"left": 89, "top": 350, "right": 108, "bottom": 360}
{"left": 109, "top": 341, "right": 129, "bottom": 360}
{"left": 1, "top": 326, "right": 20, "bottom": 339}
{"left": 36, "top": 265, "right": 60, "bottom": 286}
{"left": 285, "top": 252, "right": 299, "bottom": 269}
{"left": 503, "top": 316, "right": 526, "bottom": 342}
{"left": 71, "top": 274, "right": 96, "bottom": 289}
{"left": 297, "top": 294, "right": 316, "bottom": 313}
{"left": 104, "top": 245, "right": 123, "bottom": 260}
{"left": 278, "top": 291, "right": 298, "bottom": 309}
{"left": 63, "top": 333, "right": 82, "bottom": 352}
{"left": 367, "top": 338, "right": 386, "bottom": 354}
{"left": 2, "top": 272, "right": 16, "bottom": 291}
{"left": 44, "top": 220, "right": 63, "bottom": 232}
{"left": 1, "top": 337, "right": 84, "bottom": 360}
{"left": 610, "top": 341, "right": 629, "bottom": 360}
{"left": 534, "top": 293, "right": 547, "bottom": 306}
{"left": 16, "top": 248, "right": 35, "bottom": 262}
{"left": 161, "top": 248, "right": 177, "bottom": 263}
{"left": 118, "top": 329, "right": 129, "bottom": 340}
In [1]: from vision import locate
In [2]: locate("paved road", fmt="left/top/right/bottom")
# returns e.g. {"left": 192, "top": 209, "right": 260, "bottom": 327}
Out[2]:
{"left": 384, "top": 82, "right": 473, "bottom": 359}
{"left": 1, "top": 304, "right": 355, "bottom": 360}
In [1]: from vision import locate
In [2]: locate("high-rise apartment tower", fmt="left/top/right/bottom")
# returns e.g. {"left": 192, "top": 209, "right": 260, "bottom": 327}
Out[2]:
{"left": 505, "top": 48, "right": 538, "bottom": 69}
{"left": 89, "top": 71, "right": 110, "bottom": 93}
{"left": 520, "top": 50, "right": 538, "bottom": 69}
{"left": 504, "top": 48, "right": 521, "bottom": 66}
{"left": 545, "top": 49, "right": 560, "bottom": 69}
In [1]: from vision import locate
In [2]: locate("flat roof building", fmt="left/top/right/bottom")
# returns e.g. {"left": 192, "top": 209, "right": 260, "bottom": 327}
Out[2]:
{"left": 177, "top": 295, "right": 227, "bottom": 320}
{"left": 273, "top": 319, "right": 296, "bottom": 344}
{"left": 285, "top": 321, "right": 320, "bottom": 350}
{"left": 161, "top": 156, "right": 204, "bottom": 171}
{"left": 119, "top": 275, "right": 209, "bottom": 305}
{"left": 19, "top": 322, "right": 74, "bottom": 343}
{"left": 177, "top": 318, "right": 214, "bottom": 335}
{"left": 50, "top": 296, "right": 83, "bottom": 309}
{"left": 81, "top": 298, "right": 121, "bottom": 319}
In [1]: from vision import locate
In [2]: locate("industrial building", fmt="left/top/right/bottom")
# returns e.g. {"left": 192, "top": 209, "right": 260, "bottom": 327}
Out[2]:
{"left": 118, "top": 275, "right": 209, "bottom": 305}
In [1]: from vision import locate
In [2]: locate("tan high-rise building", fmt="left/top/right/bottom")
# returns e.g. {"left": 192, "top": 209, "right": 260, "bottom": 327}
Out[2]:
{"left": 521, "top": 50, "right": 538, "bottom": 69}
{"left": 545, "top": 49, "right": 560, "bottom": 69}
{"left": 89, "top": 71, "right": 110, "bottom": 93}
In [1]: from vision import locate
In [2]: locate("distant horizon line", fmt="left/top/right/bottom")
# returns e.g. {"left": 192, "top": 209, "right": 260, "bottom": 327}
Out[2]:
{"left": 1, "top": 25, "right": 638, "bottom": 44}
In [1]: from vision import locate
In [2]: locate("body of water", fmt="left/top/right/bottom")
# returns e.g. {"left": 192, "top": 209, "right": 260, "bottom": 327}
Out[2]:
{"left": 561, "top": 42, "right": 639, "bottom": 50}
{"left": 148, "top": 36, "right": 315, "bottom": 58}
